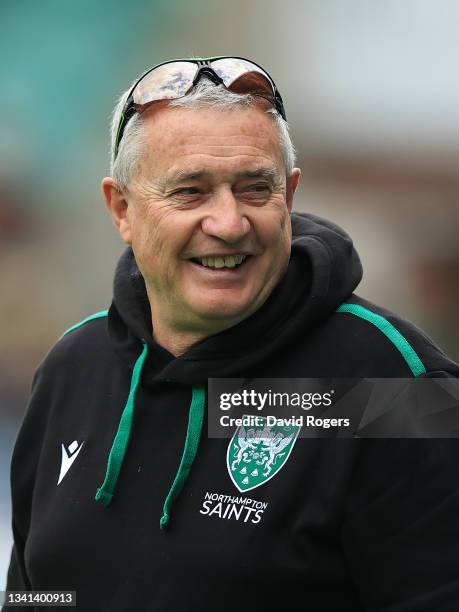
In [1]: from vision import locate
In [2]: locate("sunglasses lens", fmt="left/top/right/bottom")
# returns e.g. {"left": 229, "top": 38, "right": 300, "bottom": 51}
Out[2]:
{"left": 132, "top": 62, "right": 197, "bottom": 105}
{"left": 116, "top": 58, "right": 284, "bottom": 160}
{"left": 210, "top": 58, "right": 275, "bottom": 97}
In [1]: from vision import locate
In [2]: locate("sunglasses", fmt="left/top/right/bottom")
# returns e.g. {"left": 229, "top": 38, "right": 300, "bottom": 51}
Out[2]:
{"left": 113, "top": 56, "right": 287, "bottom": 161}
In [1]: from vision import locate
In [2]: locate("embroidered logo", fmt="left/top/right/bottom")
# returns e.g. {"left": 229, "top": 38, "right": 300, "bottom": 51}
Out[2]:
{"left": 226, "top": 417, "right": 300, "bottom": 492}
{"left": 57, "top": 440, "right": 84, "bottom": 485}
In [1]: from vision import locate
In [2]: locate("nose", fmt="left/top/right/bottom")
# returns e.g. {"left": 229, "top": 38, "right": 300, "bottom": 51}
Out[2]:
{"left": 201, "top": 188, "right": 251, "bottom": 244}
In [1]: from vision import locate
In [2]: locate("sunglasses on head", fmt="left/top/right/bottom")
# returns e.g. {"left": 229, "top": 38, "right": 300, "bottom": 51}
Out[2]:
{"left": 113, "top": 56, "right": 287, "bottom": 162}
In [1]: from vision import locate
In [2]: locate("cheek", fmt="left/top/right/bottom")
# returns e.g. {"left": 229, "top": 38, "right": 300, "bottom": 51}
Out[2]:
{"left": 130, "top": 208, "right": 172, "bottom": 279}
{"left": 131, "top": 207, "right": 193, "bottom": 287}
{"left": 281, "top": 218, "right": 292, "bottom": 255}
{"left": 277, "top": 207, "right": 292, "bottom": 253}
{"left": 258, "top": 206, "right": 292, "bottom": 255}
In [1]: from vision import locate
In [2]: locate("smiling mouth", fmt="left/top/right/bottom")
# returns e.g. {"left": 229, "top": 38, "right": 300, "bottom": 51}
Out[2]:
{"left": 189, "top": 255, "right": 252, "bottom": 270}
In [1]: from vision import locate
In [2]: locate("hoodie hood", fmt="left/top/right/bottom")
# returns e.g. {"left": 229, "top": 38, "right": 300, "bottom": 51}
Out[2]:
{"left": 108, "top": 212, "right": 363, "bottom": 384}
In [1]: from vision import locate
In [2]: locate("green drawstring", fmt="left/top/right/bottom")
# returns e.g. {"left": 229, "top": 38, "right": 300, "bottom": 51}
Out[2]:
{"left": 94, "top": 342, "right": 206, "bottom": 530}
{"left": 160, "top": 385, "right": 206, "bottom": 529}
{"left": 95, "top": 343, "right": 149, "bottom": 507}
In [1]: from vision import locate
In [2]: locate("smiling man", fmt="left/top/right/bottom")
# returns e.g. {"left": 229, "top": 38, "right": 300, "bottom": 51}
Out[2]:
{"left": 4, "top": 58, "right": 459, "bottom": 612}
{"left": 102, "top": 100, "right": 300, "bottom": 355}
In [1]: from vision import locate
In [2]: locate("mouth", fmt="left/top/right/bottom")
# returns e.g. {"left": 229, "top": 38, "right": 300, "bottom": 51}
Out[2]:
{"left": 189, "top": 254, "right": 252, "bottom": 270}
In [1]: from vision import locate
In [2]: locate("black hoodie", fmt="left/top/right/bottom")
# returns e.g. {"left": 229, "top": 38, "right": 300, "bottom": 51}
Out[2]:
{"left": 4, "top": 213, "right": 459, "bottom": 611}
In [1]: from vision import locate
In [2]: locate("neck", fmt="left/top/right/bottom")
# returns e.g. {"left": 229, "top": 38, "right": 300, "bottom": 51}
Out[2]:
{"left": 146, "top": 287, "right": 233, "bottom": 357}
{"left": 151, "top": 323, "right": 208, "bottom": 357}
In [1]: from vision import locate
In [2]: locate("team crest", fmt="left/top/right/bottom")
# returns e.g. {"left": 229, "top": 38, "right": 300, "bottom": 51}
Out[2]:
{"left": 226, "top": 417, "right": 300, "bottom": 492}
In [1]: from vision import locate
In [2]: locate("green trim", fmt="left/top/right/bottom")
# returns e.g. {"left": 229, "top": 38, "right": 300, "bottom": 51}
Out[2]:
{"left": 160, "top": 385, "right": 206, "bottom": 529}
{"left": 61, "top": 310, "right": 109, "bottom": 338}
{"left": 95, "top": 343, "right": 149, "bottom": 507}
{"left": 336, "top": 303, "right": 426, "bottom": 377}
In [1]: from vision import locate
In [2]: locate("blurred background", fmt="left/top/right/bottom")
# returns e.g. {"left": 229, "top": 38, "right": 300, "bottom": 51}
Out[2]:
{"left": 1, "top": 0, "right": 458, "bottom": 584}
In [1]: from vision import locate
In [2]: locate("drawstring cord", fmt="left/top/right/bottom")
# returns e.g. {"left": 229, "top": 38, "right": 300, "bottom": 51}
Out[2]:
{"left": 160, "top": 385, "right": 205, "bottom": 529}
{"left": 95, "top": 342, "right": 149, "bottom": 507}
{"left": 94, "top": 343, "right": 206, "bottom": 530}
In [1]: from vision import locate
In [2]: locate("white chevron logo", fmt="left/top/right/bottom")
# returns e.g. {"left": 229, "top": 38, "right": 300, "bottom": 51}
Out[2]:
{"left": 57, "top": 440, "right": 84, "bottom": 485}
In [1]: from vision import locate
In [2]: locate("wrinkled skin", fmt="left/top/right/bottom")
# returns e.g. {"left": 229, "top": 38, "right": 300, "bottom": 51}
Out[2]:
{"left": 102, "top": 104, "right": 300, "bottom": 355}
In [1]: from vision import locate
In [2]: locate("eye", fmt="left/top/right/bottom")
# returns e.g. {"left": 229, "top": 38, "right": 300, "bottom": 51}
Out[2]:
{"left": 175, "top": 187, "right": 201, "bottom": 196}
{"left": 246, "top": 183, "right": 271, "bottom": 192}
{"left": 169, "top": 186, "right": 205, "bottom": 209}
{"left": 238, "top": 183, "right": 272, "bottom": 201}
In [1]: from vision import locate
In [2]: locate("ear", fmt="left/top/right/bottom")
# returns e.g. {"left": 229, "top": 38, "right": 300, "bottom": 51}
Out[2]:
{"left": 101, "top": 177, "right": 132, "bottom": 244}
{"left": 285, "top": 168, "right": 301, "bottom": 213}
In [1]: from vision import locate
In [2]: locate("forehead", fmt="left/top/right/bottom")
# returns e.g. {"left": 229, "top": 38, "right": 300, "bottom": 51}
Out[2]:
{"left": 138, "top": 105, "right": 284, "bottom": 180}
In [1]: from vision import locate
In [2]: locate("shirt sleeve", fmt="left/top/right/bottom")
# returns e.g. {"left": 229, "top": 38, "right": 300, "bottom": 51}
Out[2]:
{"left": 341, "top": 372, "right": 459, "bottom": 612}
{"left": 3, "top": 538, "right": 32, "bottom": 611}
{"left": 2, "top": 367, "right": 47, "bottom": 612}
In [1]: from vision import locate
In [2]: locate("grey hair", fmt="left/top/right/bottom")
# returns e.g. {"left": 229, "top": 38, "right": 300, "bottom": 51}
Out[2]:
{"left": 110, "top": 77, "right": 296, "bottom": 189}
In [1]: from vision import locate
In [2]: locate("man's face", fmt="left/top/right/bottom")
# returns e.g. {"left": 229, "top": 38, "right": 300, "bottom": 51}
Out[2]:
{"left": 111, "top": 105, "right": 300, "bottom": 337}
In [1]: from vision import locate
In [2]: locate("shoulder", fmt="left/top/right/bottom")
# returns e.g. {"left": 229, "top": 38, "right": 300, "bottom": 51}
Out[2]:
{"left": 60, "top": 309, "right": 109, "bottom": 339}
{"left": 11, "top": 309, "right": 111, "bottom": 475}
{"left": 36, "top": 309, "right": 110, "bottom": 380}
{"left": 330, "top": 295, "right": 458, "bottom": 377}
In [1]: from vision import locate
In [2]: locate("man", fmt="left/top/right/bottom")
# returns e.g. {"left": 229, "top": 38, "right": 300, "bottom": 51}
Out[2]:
{"left": 4, "top": 57, "right": 459, "bottom": 611}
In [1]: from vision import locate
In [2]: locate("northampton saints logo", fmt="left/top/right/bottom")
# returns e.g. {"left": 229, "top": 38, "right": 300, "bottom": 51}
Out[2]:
{"left": 226, "top": 417, "right": 301, "bottom": 492}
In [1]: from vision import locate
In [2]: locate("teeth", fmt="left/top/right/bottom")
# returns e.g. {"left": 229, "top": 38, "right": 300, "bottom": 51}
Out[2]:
{"left": 195, "top": 255, "right": 247, "bottom": 269}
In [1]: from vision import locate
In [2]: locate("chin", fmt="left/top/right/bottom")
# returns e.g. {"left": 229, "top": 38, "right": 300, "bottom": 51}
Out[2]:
{"left": 194, "top": 301, "right": 255, "bottom": 324}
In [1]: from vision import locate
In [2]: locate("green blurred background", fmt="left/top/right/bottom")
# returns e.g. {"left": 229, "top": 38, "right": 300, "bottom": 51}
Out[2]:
{"left": 1, "top": 0, "right": 458, "bottom": 583}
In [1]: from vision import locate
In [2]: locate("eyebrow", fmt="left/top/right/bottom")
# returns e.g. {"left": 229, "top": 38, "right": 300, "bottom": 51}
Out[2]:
{"left": 162, "top": 167, "right": 282, "bottom": 187}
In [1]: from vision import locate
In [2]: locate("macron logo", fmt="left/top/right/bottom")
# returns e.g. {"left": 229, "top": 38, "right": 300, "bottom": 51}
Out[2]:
{"left": 57, "top": 440, "right": 84, "bottom": 485}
